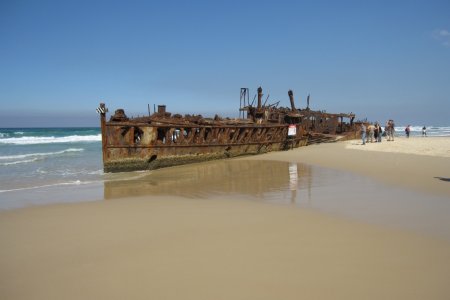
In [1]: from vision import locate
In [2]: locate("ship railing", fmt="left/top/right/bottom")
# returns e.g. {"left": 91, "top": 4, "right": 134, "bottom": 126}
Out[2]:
{"left": 104, "top": 122, "right": 306, "bottom": 148}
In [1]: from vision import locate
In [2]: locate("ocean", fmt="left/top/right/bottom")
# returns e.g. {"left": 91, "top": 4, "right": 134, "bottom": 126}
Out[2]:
{"left": 0, "top": 126, "right": 449, "bottom": 210}
{"left": 395, "top": 125, "right": 450, "bottom": 137}
{"left": 0, "top": 128, "right": 103, "bottom": 194}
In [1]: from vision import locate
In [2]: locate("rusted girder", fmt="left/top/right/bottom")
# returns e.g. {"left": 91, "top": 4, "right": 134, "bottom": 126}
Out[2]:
{"left": 288, "top": 90, "right": 296, "bottom": 111}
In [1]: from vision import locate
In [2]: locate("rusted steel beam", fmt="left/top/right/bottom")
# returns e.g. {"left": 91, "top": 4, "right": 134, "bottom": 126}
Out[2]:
{"left": 288, "top": 90, "right": 296, "bottom": 111}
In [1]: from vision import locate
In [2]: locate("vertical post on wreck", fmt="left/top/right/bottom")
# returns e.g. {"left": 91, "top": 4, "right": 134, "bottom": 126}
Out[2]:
{"left": 240, "top": 88, "right": 249, "bottom": 119}
{"left": 288, "top": 90, "right": 296, "bottom": 111}
{"left": 98, "top": 103, "right": 107, "bottom": 168}
{"left": 257, "top": 87, "right": 263, "bottom": 109}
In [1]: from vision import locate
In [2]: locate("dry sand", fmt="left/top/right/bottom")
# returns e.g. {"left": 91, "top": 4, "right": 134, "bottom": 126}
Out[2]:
{"left": 1, "top": 137, "right": 450, "bottom": 299}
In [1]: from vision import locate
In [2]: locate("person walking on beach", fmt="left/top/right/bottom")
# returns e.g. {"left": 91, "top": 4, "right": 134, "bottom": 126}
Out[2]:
{"left": 361, "top": 123, "right": 367, "bottom": 145}
{"left": 405, "top": 125, "right": 411, "bottom": 138}
{"left": 422, "top": 126, "right": 427, "bottom": 136}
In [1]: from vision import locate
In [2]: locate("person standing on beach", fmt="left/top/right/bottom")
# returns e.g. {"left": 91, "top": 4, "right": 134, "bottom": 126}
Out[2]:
{"left": 361, "top": 123, "right": 367, "bottom": 145}
{"left": 405, "top": 125, "right": 411, "bottom": 138}
{"left": 374, "top": 123, "right": 379, "bottom": 142}
{"left": 386, "top": 120, "right": 391, "bottom": 141}
{"left": 422, "top": 126, "right": 427, "bottom": 136}
{"left": 376, "top": 123, "right": 382, "bottom": 142}
{"left": 391, "top": 120, "right": 395, "bottom": 141}
{"left": 387, "top": 119, "right": 395, "bottom": 141}
{"left": 368, "top": 123, "right": 375, "bottom": 143}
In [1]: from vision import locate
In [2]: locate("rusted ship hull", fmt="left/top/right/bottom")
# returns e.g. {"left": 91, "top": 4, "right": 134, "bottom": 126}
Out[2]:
{"left": 98, "top": 88, "right": 358, "bottom": 173}
{"left": 102, "top": 122, "right": 308, "bottom": 172}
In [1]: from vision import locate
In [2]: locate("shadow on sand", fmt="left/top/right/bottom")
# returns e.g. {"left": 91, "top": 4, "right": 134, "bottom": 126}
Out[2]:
{"left": 434, "top": 177, "right": 450, "bottom": 182}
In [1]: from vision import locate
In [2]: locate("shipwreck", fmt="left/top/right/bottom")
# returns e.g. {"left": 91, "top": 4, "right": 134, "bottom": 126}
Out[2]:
{"left": 98, "top": 87, "right": 359, "bottom": 172}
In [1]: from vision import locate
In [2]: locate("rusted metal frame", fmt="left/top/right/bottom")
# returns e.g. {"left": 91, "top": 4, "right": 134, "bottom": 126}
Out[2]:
{"left": 256, "top": 127, "right": 268, "bottom": 140}
{"left": 185, "top": 128, "right": 197, "bottom": 144}
{"left": 271, "top": 127, "right": 283, "bottom": 143}
{"left": 204, "top": 128, "right": 214, "bottom": 143}
{"left": 106, "top": 123, "right": 294, "bottom": 147}
{"left": 177, "top": 127, "right": 186, "bottom": 144}
{"left": 244, "top": 128, "right": 257, "bottom": 143}
{"left": 250, "top": 128, "right": 261, "bottom": 142}
{"left": 237, "top": 128, "right": 251, "bottom": 143}
{"left": 211, "top": 127, "right": 221, "bottom": 143}
{"left": 165, "top": 128, "right": 173, "bottom": 145}
{"left": 105, "top": 139, "right": 286, "bottom": 149}
{"left": 105, "top": 122, "right": 288, "bottom": 129}
{"left": 263, "top": 127, "right": 277, "bottom": 143}
{"left": 109, "top": 127, "right": 290, "bottom": 148}
{"left": 196, "top": 128, "right": 204, "bottom": 144}
{"left": 230, "top": 128, "right": 241, "bottom": 143}
{"left": 222, "top": 128, "right": 231, "bottom": 144}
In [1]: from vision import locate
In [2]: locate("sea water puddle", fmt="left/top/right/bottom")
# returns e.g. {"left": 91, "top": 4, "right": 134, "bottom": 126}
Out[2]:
{"left": 1, "top": 159, "right": 449, "bottom": 240}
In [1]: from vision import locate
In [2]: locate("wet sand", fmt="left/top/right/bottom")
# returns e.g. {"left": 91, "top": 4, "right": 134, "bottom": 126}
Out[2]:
{"left": 249, "top": 136, "right": 450, "bottom": 196}
{"left": 1, "top": 137, "right": 450, "bottom": 299}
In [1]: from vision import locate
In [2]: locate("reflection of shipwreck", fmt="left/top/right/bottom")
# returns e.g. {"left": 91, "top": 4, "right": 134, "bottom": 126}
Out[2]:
{"left": 98, "top": 87, "right": 359, "bottom": 172}
{"left": 103, "top": 160, "right": 313, "bottom": 202}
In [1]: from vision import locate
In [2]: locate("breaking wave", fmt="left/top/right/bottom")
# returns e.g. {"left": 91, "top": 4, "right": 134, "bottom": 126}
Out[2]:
{"left": 0, "top": 148, "right": 85, "bottom": 165}
{"left": 0, "top": 148, "right": 84, "bottom": 160}
{"left": 0, "top": 158, "right": 41, "bottom": 166}
{"left": 0, "top": 134, "right": 101, "bottom": 145}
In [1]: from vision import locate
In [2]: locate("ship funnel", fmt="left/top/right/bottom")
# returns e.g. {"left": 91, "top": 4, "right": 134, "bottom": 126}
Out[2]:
{"left": 158, "top": 105, "right": 166, "bottom": 114}
{"left": 257, "top": 87, "right": 263, "bottom": 109}
{"left": 288, "top": 90, "right": 296, "bottom": 111}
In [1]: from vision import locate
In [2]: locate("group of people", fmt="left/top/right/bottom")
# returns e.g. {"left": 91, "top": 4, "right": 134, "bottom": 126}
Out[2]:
{"left": 361, "top": 121, "right": 428, "bottom": 144}
{"left": 360, "top": 122, "right": 384, "bottom": 145}
{"left": 360, "top": 119, "right": 396, "bottom": 145}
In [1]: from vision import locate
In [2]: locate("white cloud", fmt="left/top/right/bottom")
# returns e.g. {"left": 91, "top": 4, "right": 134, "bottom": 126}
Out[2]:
{"left": 432, "top": 29, "right": 450, "bottom": 47}
{"left": 438, "top": 29, "right": 450, "bottom": 36}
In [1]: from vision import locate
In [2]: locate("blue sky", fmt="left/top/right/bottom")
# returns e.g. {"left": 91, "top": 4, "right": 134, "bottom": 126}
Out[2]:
{"left": 1, "top": 0, "right": 449, "bottom": 127}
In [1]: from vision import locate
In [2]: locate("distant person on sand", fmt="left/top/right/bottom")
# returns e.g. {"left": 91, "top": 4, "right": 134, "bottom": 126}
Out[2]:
{"left": 374, "top": 123, "right": 379, "bottom": 142}
{"left": 361, "top": 123, "right": 366, "bottom": 145}
{"left": 422, "top": 126, "right": 427, "bottom": 136}
{"left": 386, "top": 119, "right": 395, "bottom": 141}
{"left": 379, "top": 123, "right": 383, "bottom": 142}
{"left": 405, "top": 125, "right": 411, "bottom": 138}
{"left": 376, "top": 123, "right": 382, "bottom": 142}
{"left": 368, "top": 123, "right": 375, "bottom": 143}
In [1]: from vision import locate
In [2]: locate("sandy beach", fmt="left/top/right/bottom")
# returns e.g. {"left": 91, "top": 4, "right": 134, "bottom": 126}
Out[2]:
{"left": 1, "top": 137, "right": 450, "bottom": 299}
{"left": 250, "top": 136, "right": 450, "bottom": 196}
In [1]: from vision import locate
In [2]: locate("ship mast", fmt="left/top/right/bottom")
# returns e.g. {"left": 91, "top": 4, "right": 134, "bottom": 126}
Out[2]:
{"left": 97, "top": 103, "right": 108, "bottom": 168}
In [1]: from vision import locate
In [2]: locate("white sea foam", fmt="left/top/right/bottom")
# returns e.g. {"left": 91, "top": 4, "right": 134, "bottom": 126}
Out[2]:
{"left": 0, "top": 148, "right": 84, "bottom": 160}
{"left": 0, "top": 180, "right": 101, "bottom": 193}
{"left": 0, "top": 158, "right": 41, "bottom": 166}
{"left": 0, "top": 134, "right": 101, "bottom": 145}
{"left": 87, "top": 169, "right": 104, "bottom": 175}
